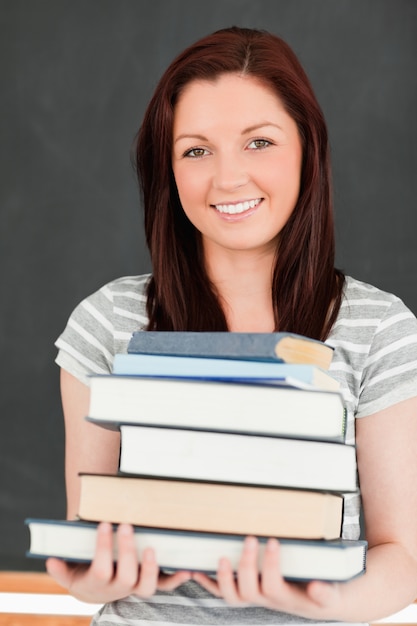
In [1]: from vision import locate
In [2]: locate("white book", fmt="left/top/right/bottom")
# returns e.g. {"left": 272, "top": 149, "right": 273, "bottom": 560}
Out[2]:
{"left": 88, "top": 375, "right": 347, "bottom": 442}
{"left": 119, "top": 425, "right": 357, "bottom": 492}
{"left": 26, "top": 519, "right": 367, "bottom": 583}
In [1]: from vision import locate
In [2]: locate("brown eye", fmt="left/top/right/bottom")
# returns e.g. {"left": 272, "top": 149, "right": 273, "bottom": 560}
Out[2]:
{"left": 248, "top": 139, "right": 271, "bottom": 150}
{"left": 185, "top": 148, "right": 209, "bottom": 158}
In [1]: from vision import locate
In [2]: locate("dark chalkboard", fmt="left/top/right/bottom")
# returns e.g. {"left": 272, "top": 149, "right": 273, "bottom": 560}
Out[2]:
{"left": 1, "top": 0, "right": 416, "bottom": 570}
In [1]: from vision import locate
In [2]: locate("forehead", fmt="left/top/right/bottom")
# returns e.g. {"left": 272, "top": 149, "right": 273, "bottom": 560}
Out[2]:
{"left": 173, "top": 73, "right": 287, "bottom": 127}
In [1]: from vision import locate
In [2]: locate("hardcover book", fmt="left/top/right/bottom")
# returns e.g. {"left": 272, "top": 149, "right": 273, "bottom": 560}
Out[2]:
{"left": 88, "top": 376, "right": 347, "bottom": 442}
{"left": 25, "top": 519, "right": 367, "bottom": 582}
{"left": 127, "top": 331, "right": 334, "bottom": 370}
{"left": 118, "top": 425, "right": 357, "bottom": 492}
{"left": 78, "top": 473, "right": 344, "bottom": 540}
{"left": 112, "top": 353, "right": 340, "bottom": 391}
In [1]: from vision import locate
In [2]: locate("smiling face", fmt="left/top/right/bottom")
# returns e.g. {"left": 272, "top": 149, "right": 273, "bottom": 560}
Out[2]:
{"left": 172, "top": 73, "right": 303, "bottom": 261}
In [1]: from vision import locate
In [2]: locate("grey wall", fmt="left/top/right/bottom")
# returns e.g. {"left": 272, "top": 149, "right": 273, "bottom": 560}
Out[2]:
{"left": 1, "top": 0, "right": 416, "bottom": 570}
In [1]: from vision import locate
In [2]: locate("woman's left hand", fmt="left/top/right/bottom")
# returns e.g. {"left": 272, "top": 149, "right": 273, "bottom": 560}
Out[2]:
{"left": 192, "top": 536, "right": 341, "bottom": 619}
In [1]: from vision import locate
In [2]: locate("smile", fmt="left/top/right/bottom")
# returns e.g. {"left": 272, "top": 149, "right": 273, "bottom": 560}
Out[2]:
{"left": 212, "top": 198, "right": 262, "bottom": 215}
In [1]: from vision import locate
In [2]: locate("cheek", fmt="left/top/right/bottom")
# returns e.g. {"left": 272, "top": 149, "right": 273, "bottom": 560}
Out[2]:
{"left": 174, "top": 168, "right": 209, "bottom": 214}
{"left": 270, "top": 156, "right": 302, "bottom": 198}
{"left": 173, "top": 172, "right": 204, "bottom": 231}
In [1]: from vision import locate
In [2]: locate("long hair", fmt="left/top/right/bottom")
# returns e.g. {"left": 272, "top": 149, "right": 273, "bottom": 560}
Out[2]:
{"left": 135, "top": 26, "right": 344, "bottom": 339}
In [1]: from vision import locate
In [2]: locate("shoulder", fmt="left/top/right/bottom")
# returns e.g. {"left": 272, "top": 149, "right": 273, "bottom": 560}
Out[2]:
{"left": 55, "top": 274, "right": 151, "bottom": 383}
{"left": 329, "top": 275, "right": 417, "bottom": 419}
{"left": 87, "top": 274, "right": 150, "bottom": 308}
{"left": 335, "top": 275, "right": 416, "bottom": 331}
{"left": 75, "top": 274, "right": 150, "bottom": 326}
{"left": 341, "top": 275, "right": 411, "bottom": 308}
{"left": 332, "top": 274, "right": 417, "bottom": 356}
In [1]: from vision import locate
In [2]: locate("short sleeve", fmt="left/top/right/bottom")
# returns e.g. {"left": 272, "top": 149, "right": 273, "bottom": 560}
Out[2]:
{"left": 55, "top": 285, "right": 116, "bottom": 385}
{"left": 356, "top": 297, "right": 417, "bottom": 418}
{"left": 55, "top": 274, "right": 150, "bottom": 386}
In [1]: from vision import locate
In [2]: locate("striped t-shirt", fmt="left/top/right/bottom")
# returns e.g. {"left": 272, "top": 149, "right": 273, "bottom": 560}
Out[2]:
{"left": 55, "top": 273, "right": 417, "bottom": 626}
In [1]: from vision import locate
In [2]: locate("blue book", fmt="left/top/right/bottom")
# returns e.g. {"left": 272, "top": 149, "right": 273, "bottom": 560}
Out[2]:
{"left": 113, "top": 353, "right": 340, "bottom": 391}
{"left": 127, "top": 331, "right": 334, "bottom": 370}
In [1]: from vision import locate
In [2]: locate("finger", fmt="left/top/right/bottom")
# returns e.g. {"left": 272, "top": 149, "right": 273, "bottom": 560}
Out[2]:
{"left": 260, "top": 538, "right": 287, "bottom": 600}
{"left": 216, "top": 556, "right": 245, "bottom": 605}
{"left": 235, "top": 536, "right": 262, "bottom": 602}
{"left": 46, "top": 558, "right": 77, "bottom": 590}
{"left": 158, "top": 570, "right": 192, "bottom": 591}
{"left": 87, "top": 522, "right": 116, "bottom": 586}
{"left": 46, "top": 558, "right": 95, "bottom": 602}
{"left": 192, "top": 571, "right": 222, "bottom": 596}
{"left": 132, "top": 547, "right": 159, "bottom": 597}
{"left": 261, "top": 539, "right": 315, "bottom": 611}
{"left": 112, "top": 524, "right": 141, "bottom": 591}
{"left": 307, "top": 580, "right": 340, "bottom": 607}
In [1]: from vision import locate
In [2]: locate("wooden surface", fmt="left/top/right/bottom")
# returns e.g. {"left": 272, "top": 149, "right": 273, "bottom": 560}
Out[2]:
{"left": 0, "top": 616, "right": 92, "bottom": 626}
{"left": 0, "top": 572, "right": 94, "bottom": 625}
{"left": 0, "top": 571, "right": 66, "bottom": 594}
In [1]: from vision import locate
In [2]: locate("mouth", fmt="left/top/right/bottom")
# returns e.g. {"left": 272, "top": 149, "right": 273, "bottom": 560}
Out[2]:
{"left": 211, "top": 198, "right": 263, "bottom": 215}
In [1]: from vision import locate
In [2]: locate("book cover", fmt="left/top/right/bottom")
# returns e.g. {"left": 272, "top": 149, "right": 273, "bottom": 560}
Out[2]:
{"left": 112, "top": 354, "right": 340, "bottom": 391}
{"left": 127, "top": 331, "right": 334, "bottom": 370}
{"left": 25, "top": 519, "right": 367, "bottom": 582}
{"left": 88, "top": 376, "right": 347, "bottom": 442}
{"left": 78, "top": 473, "right": 344, "bottom": 540}
{"left": 118, "top": 425, "right": 357, "bottom": 492}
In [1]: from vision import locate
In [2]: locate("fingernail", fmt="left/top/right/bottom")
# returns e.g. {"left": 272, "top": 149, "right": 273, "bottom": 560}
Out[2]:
{"left": 99, "top": 522, "right": 112, "bottom": 533}
{"left": 118, "top": 524, "right": 133, "bottom": 536}
{"left": 218, "top": 557, "right": 229, "bottom": 571}
{"left": 143, "top": 547, "right": 155, "bottom": 562}
{"left": 266, "top": 538, "right": 279, "bottom": 552}
{"left": 244, "top": 536, "right": 257, "bottom": 550}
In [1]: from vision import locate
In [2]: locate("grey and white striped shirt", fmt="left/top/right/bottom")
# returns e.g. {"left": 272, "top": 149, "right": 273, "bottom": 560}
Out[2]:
{"left": 55, "top": 274, "right": 417, "bottom": 626}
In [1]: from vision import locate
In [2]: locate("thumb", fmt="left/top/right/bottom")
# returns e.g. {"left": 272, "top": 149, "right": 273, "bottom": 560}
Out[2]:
{"left": 307, "top": 580, "right": 339, "bottom": 607}
{"left": 46, "top": 557, "right": 72, "bottom": 590}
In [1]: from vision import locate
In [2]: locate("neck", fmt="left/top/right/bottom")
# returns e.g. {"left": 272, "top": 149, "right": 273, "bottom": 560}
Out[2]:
{"left": 204, "top": 247, "right": 276, "bottom": 332}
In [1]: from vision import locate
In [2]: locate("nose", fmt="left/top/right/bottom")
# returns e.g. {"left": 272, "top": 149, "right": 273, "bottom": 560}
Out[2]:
{"left": 212, "top": 154, "right": 249, "bottom": 191}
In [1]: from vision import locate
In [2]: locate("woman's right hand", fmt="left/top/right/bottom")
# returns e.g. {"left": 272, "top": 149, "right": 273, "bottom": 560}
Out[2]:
{"left": 46, "top": 522, "right": 192, "bottom": 604}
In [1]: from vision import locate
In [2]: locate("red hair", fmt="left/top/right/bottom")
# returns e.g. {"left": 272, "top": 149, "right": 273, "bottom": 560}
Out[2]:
{"left": 135, "top": 27, "right": 344, "bottom": 339}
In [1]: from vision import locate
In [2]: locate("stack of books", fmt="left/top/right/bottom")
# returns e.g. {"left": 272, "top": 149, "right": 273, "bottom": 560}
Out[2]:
{"left": 26, "top": 331, "right": 367, "bottom": 582}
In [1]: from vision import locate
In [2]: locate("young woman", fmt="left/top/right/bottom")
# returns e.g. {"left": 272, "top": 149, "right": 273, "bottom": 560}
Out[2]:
{"left": 48, "top": 27, "right": 417, "bottom": 625}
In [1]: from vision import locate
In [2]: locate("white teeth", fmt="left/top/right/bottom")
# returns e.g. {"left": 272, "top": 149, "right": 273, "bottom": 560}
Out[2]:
{"left": 214, "top": 198, "right": 261, "bottom": 214}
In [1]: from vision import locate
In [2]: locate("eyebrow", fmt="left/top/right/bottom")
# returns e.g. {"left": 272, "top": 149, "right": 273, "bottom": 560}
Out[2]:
{"left": 244, "top": 122, "right": 284, "bottom": 134}
{"left": 173, "top": 122, "right": 284, "bottom": 144}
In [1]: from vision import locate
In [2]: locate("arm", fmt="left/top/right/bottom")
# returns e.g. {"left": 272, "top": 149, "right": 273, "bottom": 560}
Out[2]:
{"left": 46, "top": 369, "right": 191, "bottom": 602}
{"left": 194, "top": 396, "right": 417, "bottom": 622}
{"left": 60, "top": 368, "right": 120, "bottom": 520}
